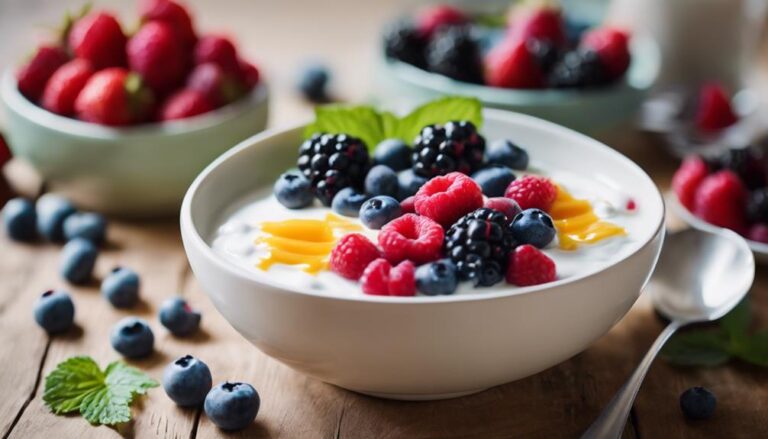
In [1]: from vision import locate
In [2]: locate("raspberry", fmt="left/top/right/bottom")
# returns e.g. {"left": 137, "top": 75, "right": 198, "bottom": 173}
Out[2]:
{"left": 41, "top": 59, "right": 94, "bottom": 116}
{"left": 748, "top": 224, "right": 768, "bottom": 244}
{"left": 16, "top": 45, "right": 69, "bottom": 102}
{"left": 693, "top": 170, "right": 747, "bottom": 232}
{"left": 378, "top": 214, "right": 444, "bottom": 264}
{"left": 128, "top": 21, "right": 188, "bottom": 95}
{"left": 414, "top": 172, "right": 483, "bottom": 227}
{"left": 388, "top": 260, "right": 416, "bottom": 296}
{"left": 672, "top": 156, "right": 709, "bottom": 210}
{"left": 504, "top": 175, "right": 557, "bottom": 211}
{"left": 400, "top": 196, "right": 416, "bottom": 214}
{"left": 507, "top": 6, "right": 566, "bottom": 46}
{"left": 505, "top": 244, "right": 556, "bottom": 287}
{"left": 68, "top": 12, "right": 127, "bottom": 69}
{"left": 159, "top": 89, "right": 214, "bottom": 121}
{"left": 485, "top": 37, "right": 544, "bottom": 89}
{"left": 417, "top": 5, "right": 468, "bottom": 37}
{"left": 329, "top": 233, "right": 381, "bottom": 281}
{"left": 360, "top": 259, "right": 416, "bottom": 296}
{"left": 581, "top": 27, "right": 631, "bottom": 80}
{"left": 695, "top": 83, "right": 738, "bottom": 133}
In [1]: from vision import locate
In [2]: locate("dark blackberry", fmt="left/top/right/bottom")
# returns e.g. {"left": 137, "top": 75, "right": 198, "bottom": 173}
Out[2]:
{"left": 444, "top": 207, "right": 517, "bottom": 287}
{"left": 297, "top": 133, "right": 370, "bottom": 206}
{"left": 412, "top": 120, "right": 486, "bottom": 178}
{"left": 747, "top": 189, "right": 768, "bottom": 224}
{"left": 548, "top": 49, "right": 609, "bottom": 88}
{"left": 719, "top": 147, "right": 767, "bottom": 190}
{"left": 383, "top": 21, "right": 428, "bottom": 69}
{"left": 426, "top": 26, "right": 484, "bottom": 84}
{"left": 527, "top": 39, "right": 561, "bottom": 75}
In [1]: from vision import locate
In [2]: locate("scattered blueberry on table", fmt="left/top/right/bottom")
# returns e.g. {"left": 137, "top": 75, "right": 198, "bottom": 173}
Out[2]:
{"left": 3, "top": 197, "right": 37, "bottom": 242}
{"left": 471, "top": 166, "right": 516, "bottom": 197}
{"left": 159, "top": 297, "right": 201, "bottom": 336}
{"left": 36, "top": 194, "right": 76, "bottom": 242}
{"left": 487, "top": 139, "right": 529, "bottom": 170}
{"left": 415, "top": 259, "right": 458, "bottom": 296}
{"left": 204, "top": 382, "right": 260, "bottom": 431}
{"left": 63, "top": 212, "right": 107, "bottom": 245}
{"left": 60, "top": 237, "right": 98, "bottom": 284}
{"left": 296, "top": 63, "right": 330, "bottom": 103}
{"left": 364, "top": 165, "right": 399, "bottom": 198}
{"left": 359, "top": 196, "right": 402, "bottom": 230}
{"left": 680, "top": 387, "right": 717, "bottom": 421}
{"left": 33, "top": 289, "right": 75, "bottom": 334}
{"left": 331, "top": 187, "right": 368, "bottom": 217}
{"left": 163, "top": 355, "right": 213, "bottom": 407}
{"left": 274, "top": 171, "right": 314, "bottom": 209}
{"left": 510, "top": 209, "right": 557, "bottom": 249}
{"left": 110, "top": 317, "right": 155, "bottom": 359}
{"left": 101, "top": 267, "right": 140, "bottom": 308}
{"left": 373, "top": 139, "right": 412, "bottom": 172}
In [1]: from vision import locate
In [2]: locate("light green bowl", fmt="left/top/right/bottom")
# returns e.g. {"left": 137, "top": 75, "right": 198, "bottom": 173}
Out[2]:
{"left": 1, "top": 70, "right": 269, "bottom": 217}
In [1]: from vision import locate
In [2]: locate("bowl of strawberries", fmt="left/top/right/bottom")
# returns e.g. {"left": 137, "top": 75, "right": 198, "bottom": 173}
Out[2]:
{"left": 376, "top": 2, "right": 659, "bottom": 133}
{"left": 1, "top": 0, "right": 268, "bottom": 216}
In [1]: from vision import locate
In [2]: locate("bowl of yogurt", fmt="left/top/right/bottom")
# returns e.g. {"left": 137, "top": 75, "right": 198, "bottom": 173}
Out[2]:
{"left": 180, "top": 108, "right": 665, "bottom": 400}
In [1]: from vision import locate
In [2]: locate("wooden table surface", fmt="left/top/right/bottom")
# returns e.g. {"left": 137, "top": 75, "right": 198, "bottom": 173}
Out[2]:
{"left": 1, "top": 1, "right": 768, "bottom": 438}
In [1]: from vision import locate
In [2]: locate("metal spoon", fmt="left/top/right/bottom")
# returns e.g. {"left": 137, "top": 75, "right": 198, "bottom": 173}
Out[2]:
{"left": 583, "top": 227, "right": 755, "bottom": 439}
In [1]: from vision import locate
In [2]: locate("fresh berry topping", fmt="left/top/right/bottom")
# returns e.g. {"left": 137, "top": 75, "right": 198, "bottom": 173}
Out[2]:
{"left": 417, "top": 4, "right": 468, "bottom": 37}
{"left": 159, "top": 89, "right": 214, "bottom": 121}
{"left": 626, "top": 199, "right": 637, "bottom": 211}
{"left": 163, "top": 355, "right": 212, "bottom": 408}
{"left": 34, "top": 289, "right": 75, "bottom": 334}
{"left": 41, "top": 59, "right": 94, "bottom": 116}
{"left": 383, "top": 21, "right": 428, "bottom": 69}
{"left": 485, "top": 37, "right": 544, "bottom": 89}
{"left": 204, "top": 382, "right": 260, "bottom": 431}
{"left": 505, "top": 244, "right": 556, "bottom": 287}
{"left": 297, "top": 133, "right": 371, "bottom": 206}
{"left": 36, "top": 194, "right": 76, "bottom": 242}
{"left": 128, "top": 21, "right": 189, "bottom": 95}
{"left": 378, "top": 214, "right": 444, "bottom": 264}
{"left": 17, "top": 46, "right": 69, "bottom": 102}
{"left": 445, "top": 207, "right": 516, "bottom": 287}
{"left": 110, "top": 317, "right": 154, "bottom": 358}
{"left": 331, "top": 187, "right": 368, "bottom": 217}
{"left": 297, "top": 63, "right": 330, "bottom": 103}
{"left": 747, "top": 189, "right": 768, "bottom": 224}
{"left": 68, "top": 12, "right": 127, "bottom": 69}
{"left": 548, "top": 49, "right": 608, "bottom": 88}
{"left": 75, "top": 68, "right": 154, "bottom": 126}
{"left": 672, "top": 156, "right": 709, "bottom": 210}
{"left": 414, "top": 172, "right": 483, "bottom": 227}
{"left": 487, "top": 139, "right": 529, "bottom": 170}
{"left": 397, "top": 169, "right": 428, "bottom": 200}
{"left": 415, "top": 259, "right": 458, "bottom": 296}
{"left": 139, "top": 0, "right": 197, "bottom": 48}
{"left": 365, "top": 165, "right": 399, "bottom": 197}
{"left": 360, "top": 196, "right": 402, "bottom": 230}
{"left": 373, "top": 139, "right": 412, "bottom": 172}
{"left": 159, "top": 296, "right": 202, "bottom": 336}
{"left": 329, "top": 233, "right": 381, "bottom": 280}
{"left": 718, "top": 147, "right": 766, "bottom": 190}
{"left": 680, "top": 387, "right": 717, "bottom": 421}
{"left": 471, "top": 166, "right": 516, "bottom": 197}
{"left": 101, "top": 266, "right": 140, "bottom": 308}
{"left": 412, "top": 121, "right": 486, "bottom": 178}
{"left": 63, "top": 211, "right": 107, "bottom": 245}
{"left": 426, "top": 27, "right": 484, "bottom": 84}
{"left": 748, "top": 223, "right": 768, "bottom": 243}
{"left": 695, "top": 83, "right": 738, "bottom": 133}
{"left": 693, "top": 170, "right": 747, "bottom": 231}
{"left": 510, "top": 208, "right": 556, "bottom": 248}
{"left": 484, "top": 197, "right": 522, "bottom": 221}
{"left": 60, "top": 237, "right": 98, "bottom": 285}
{"left": 504, "top": 175, "right": 558, "bottom": 211}
{"left": 388, "top": 260, "right": 416, "bottom": 296}
{"left": 195, "top": 35, "right": 240, "bottom": 74}
{"left": 508, "top": 6, "right": 566, "bottom": 46}
{"left": 274, "top": 171, "right": 313, "bottom": 209}
{"left": 400, "top": 196, "right": 416, "bottom": 214}
{"left": 3, "top": 197, "right": 37, "bottom": 242}
{"left": 360, "top": 258, "right": 390, "bottom": 296}
{"left": 581, "top": 27, "right": 631, "bottom": 80}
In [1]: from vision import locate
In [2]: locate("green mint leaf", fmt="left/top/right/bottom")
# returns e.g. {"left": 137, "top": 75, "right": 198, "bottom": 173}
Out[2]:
{"left": 721, "top": 298, "right": 750, "bottom": 344}
{"left": 303, "top": 105, "right": 385, "bottom": 152}
{"left": 734, "top": 331, "right": 768, "bottom": 367}
{"left": 394, "top": 97, "right": 483, "bottom": 144}
{"left": 43, "top": 356, "right": 105, "bottom": 415}
{"left": 661, "top": 330, "right": 732, "bottom": 367}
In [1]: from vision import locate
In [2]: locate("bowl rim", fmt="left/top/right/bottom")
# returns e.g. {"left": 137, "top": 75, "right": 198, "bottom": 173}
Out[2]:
{"left": 0, "top": 69, "right": 269, "bottom": 139}
{"left": 180, "top": 109, "right": 666, "bottom": 304}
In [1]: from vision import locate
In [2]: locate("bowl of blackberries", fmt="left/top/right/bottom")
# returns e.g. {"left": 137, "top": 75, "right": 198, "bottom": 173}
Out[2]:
{"left": 378, "top": 2, "right": 660, "bottom": 133}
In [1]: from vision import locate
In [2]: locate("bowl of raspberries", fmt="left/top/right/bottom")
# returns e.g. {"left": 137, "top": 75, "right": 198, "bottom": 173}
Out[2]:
{"left": 671, "top": 146, "right": 768, "bottom": 262}
{"left": 1, "top": 0, "right": 268, "bottom": 216}
{"left": 378, "top": 2, "right": 659, "bottom": 133}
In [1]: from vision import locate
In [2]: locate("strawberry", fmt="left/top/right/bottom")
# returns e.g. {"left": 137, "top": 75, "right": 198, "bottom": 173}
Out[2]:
{"left": 16, "top": 45, "right": 69, "bottom": 102}
{"left": 159, "top": 89, "right": 214, "bottom": 121}
{"left": 581, "top": 27, "right": 631, "bottom": 80}
{"left": 187, "top": 63, "right": 243, "bottom": 107}
{"left": 485, "top": 37, "right": 544, "bottom": 89}
{"left": 139, "top": 0, "right": 197, "bottom": 48}
{"left": 194, "top": 35, "right": 239, "bottom": 74}
{"left": 238, "top": 59, "right": 260, "bottom": 90}
{"left": 68, "top": 12, "right": 127, "bottom": 69}
{"left": 41, "top": 59, "right": 94, "bottom": 116}
{"left": 128, "top": 21, "right": 188, "bottom": 95}
{"left": 505, "top": 244, "right": 556, "bottom": 286}
{"left": 508, "top": 5, "right": 566, "bottom": 46}
{"left": 672, "top": 156, "right": 709, "bottom": 210}
{"left": 75, "top": 68, "right": 154, "bottom": 126}
{"left": 695, "top": 83, "right": 738, "bottom": 133}
{"left": 693, "top": 170, "right": 747, "bottom": 232}
{"left": 416, "top": 5, "right": 469, "bottom": 37}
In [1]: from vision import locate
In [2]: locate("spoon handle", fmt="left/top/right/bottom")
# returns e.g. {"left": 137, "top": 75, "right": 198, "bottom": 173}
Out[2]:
{"left": 582, "top": 320, "right": 682, "bottom": 439}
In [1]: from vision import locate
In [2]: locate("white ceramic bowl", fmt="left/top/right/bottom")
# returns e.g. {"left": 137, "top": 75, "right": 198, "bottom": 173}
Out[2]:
{"left": 1, "top": 70, "right": 269, "bottom": 216}
{"left": 180, "top": 110, "right": 665, "bottom": 400}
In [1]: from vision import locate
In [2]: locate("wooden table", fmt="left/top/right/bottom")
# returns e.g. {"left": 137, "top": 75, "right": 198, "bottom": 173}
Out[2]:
{"left": 1, "top": 1, "right": 768, "bottom": 438}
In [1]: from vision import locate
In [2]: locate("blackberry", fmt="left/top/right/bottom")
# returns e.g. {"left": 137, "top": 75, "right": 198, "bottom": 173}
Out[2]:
{"left": 719, "top": 147, "right": 767, "bottom": 190}
{"left": 527, "top": 39, "right": 560, "bottom": 76}
{"left": 747, "top": 189, "right": 768, "bottom": 224}
{"left": 383, "top": 21, "right": 428, "bottom": 69}
{"left": 548, "top": 49, "right": 608, "bottom": 88}
{"left": 298, "top": 133, "right": 370, "bottom": 206}
{"left": 412, "top": 121, "right": 486, "bottom": 178}
{"left": 426, "top": 26, "right": 484, "bottom": 84}
{"left": 444, "top": 207, "right": 517, "bottom": 287}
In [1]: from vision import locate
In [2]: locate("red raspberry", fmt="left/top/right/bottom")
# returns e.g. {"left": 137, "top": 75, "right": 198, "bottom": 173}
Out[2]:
{"left": 128, "top": 21, "right": 188, "bottom": 95}
{"left": 504, "top": 175, "right": 557, "bottom": 211}
{"left": 695, "top": 83, "right": 738, "bottom": 133}
{"left": 506, "top": 244, "right": 556, "bottom": 286}
{"left": 68, "top": 12, "right": 127, "bottom": 69}
{"left": 507, "top": 6, "right": 566, "bottom": 46}
{"left": 187, "top": 63, "right": 243, "bottom": 107}
{"left": 485, "top": 37, "right": 544, "bottom": 89}
{"left": 195, "top": 35, "right": 240, "bottom": 74}
{"left": 75, "top": 68, "right": 154, "bottom": 126}
{"left": 400, "top": 196, "right": 415, "bottom": 214}
{"left": 361, "top": 258, "right": 390, "bottom": 296}
{"left": 41, "top": 59, "right": 94, "bottom": 116}
{"left": 159, "top": 89, "right": 214, "bottom": 121}
{"left": 16, "top": 45, "right": 69, "bottom": 102}
{"left": 414, "top": 172, "right": 483, "bottom": 227}
{"left": 693, "top": 170, "right": 747, "bottom": 232}
{"left": 672, "top": 156, "right": 709, "bottom": 210}
{"left": 139, "top": 0, "right": 197, "bottom": 48}
{"left": 329, "top": 233, "right": 381, "bottom": 281}
{"left": 581, "top": 27, "right": 631, "bottom": 80}
{"left": 416, "top": 5, "right": 468, "bottom": 37}
{"left": 238, "top": 59, "right": 260, "bottom": 90}
{"left": 388, "top": 260, "right": 416, "bottom": 296}
{"left": 378, "top": 214, "right": 444, "bottom": 265}
{"left": 748, "top": 224, "right": 768, "bottom": 244}
{"left": 484, "top": 197, "right": 522, "bottom": 222}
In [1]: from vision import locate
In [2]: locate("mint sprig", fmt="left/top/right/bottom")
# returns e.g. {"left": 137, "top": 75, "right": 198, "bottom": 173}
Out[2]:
{"left": 661, "top": 299, "right": 768, "bottom": 367}
{"left": 303, "top": 96, "right": 483, "bottom": 150}
{"left": 43, "top": 356, "right": 158, "bottom": 426}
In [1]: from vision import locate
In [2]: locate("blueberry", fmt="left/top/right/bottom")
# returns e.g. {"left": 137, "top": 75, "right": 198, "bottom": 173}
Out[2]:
{"left": 110, "top": 317, "right": 154, "bottom": 358}
{"left": 510, "top": 209, "right": 556, "bottom": 248}
{"left": 63, "top": 212, "right": 106, "bottom": 244}
{"left": 204, "top": 382, "right": 260, "bottom": 431}
{"left": 3, "top": 197, "right": 37, "bottom": 241}
{"left": 274, "top": 171, "right": 313, "bottom": 209}
{"left": 359, "top": 196, "right": 402, "bottom": 229}
{"left": 60, "top": 238, "right": 98, "bottom": 285}
{"left": 373, "top": 139, "right": 411, "bottom": 171}
{"left": 471, "top": 166, "right": 516, "bottom": 197}
{"left": 331, "top": 187, "right": 368, "bottom": 217}
{"left": 33, "top": 289, "right": 75, "bottom": 334}
{"left": 101, "top": 267, "right": 140, "bottom": 308}
{"left": 415, "top": 259, "right": 458, "bottom": 296}
{"left": 159, "top": 297, "right": 201, "bottom": 336}
{"left": 163, "top": 355, "right": 213, "bottom": 407}
{"left": 487, "top": 139, "right": 529, "bottom": 170}
{"left": 680, "top": 387, "right": 717, "bottom": 420}
{"left": 297, "top": 63, "right": 329, "bottom": 102}
{"left": 398, "top": 169, "right": 427, "bottom": 200}
{"left": 365, "top": 165, "right": 399, "bottom": 197}
{"left": 36, "top": 194, "right": 76, "bottom": 241}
